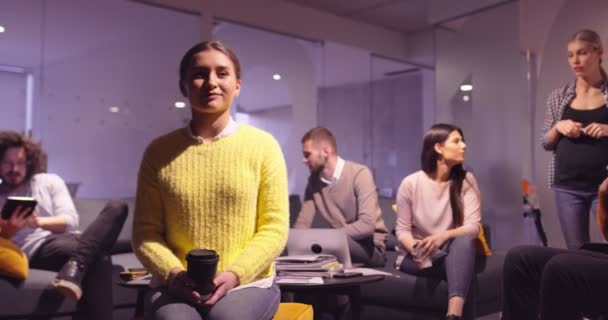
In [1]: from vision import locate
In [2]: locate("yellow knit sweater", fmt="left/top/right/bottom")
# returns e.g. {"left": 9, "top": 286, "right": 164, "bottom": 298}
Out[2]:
{"left": 132, "top": 125, "right": 289, "bottom": 285}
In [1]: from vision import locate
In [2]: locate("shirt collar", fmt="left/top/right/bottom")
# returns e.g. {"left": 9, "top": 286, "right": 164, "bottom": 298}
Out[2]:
{"left": 320, "top": 156, "right": 345, "bottom": 187}
{"left": 185, "top": 117, "right": 240, "bottom": 144}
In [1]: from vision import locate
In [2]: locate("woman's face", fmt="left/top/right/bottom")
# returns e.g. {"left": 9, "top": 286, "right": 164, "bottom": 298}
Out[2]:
{"left": 567, "top": 40, "right": 603, "bottom": 78}
{"left": 435, "top": 130, "right": 466, "bottom": 165}
{"left": 181, "top": 49, "right": 241, "bottom": 115}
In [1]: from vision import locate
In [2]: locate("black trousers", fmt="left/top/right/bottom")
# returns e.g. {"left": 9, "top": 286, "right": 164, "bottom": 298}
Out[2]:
{"left": 502, "top": 245, "right": 608, "bottom": 320}
{"left": 29, "top": 200, "right": 128, "bottom": 320}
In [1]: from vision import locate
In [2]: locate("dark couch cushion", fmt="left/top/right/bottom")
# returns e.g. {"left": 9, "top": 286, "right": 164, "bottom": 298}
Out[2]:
{"left": 74, "top": 198, "right": 135, "bottom": 254}
{"left": 361, "top": 250, "right": 505, "bottom": 315}
{"left": 0, "top": 269, "right": 77, "bottom": 317}
{"left": 378, "top": 198, "right": 399, "bottom": 250}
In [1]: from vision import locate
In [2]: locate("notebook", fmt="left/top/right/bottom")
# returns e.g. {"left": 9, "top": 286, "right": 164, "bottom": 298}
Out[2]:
{"left": 287, "top": 228, "right": 352, "bottom": 268}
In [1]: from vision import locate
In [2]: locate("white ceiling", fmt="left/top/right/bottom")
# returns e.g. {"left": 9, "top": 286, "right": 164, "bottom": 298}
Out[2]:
{"left": 283, "top": 0, "right": 430, "bottom": 33}
{"left": 283, "top": 0, "right": 514, "bottom": 33}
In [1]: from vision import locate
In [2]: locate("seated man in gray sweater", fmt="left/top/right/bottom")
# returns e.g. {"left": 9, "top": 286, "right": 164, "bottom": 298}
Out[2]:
{"left": 294, "top": 127, "right": 388, "bottom": 267}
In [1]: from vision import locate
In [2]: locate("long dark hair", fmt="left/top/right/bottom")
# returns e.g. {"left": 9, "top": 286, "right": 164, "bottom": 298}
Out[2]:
{"left": 420, "top": 123, "right": 467, "bottom": 227}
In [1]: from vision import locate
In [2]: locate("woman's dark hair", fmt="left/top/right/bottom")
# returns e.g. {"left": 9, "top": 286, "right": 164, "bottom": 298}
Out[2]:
{"left": 179, "top": 40, "right": 242, "bottom": 83}
{"left": 420, "top": 123, "right": 467, "bottom": 227}
{"left": 0, "top": 131, "right": 46, "bottom": 182}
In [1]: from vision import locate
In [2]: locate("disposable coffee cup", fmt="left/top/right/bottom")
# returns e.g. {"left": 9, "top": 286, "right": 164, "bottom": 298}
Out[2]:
{"left": 186, "top": 249, "right": 219, "bottom": 299}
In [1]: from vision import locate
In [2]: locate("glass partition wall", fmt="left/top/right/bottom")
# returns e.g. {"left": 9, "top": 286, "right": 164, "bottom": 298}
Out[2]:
{"left": 434, "top": 1, "right": 530, "bottom": 249}
{"left": 1, "top": 0, "right": 200, "bottom": 197}
{"left": 0, "top": 1, "right": 429, "bottom": 206}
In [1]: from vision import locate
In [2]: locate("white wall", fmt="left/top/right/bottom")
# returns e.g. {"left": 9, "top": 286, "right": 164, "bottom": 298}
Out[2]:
{"left": 0, "top": 71, "right": 27, "bottom": 133}
{"left": 318, "top": 73, "right": 424, "bottom": 195}
{"left": 436, "top": 2, "right": 528, "bottom": 249}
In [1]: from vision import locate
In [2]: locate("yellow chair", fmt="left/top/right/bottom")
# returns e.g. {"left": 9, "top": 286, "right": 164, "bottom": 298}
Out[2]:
{"left": 273, "top": 303, "right": 313, "bottom": 320}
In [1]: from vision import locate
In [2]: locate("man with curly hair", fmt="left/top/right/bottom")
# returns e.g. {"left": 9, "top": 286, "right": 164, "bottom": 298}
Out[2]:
{"left": 0, "top": 131, "right": 127, "bottom": 320}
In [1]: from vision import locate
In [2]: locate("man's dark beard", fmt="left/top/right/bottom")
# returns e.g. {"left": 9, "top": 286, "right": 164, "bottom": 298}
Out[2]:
{"left": 0, "top": 173, "right": 25, "bottom": 192}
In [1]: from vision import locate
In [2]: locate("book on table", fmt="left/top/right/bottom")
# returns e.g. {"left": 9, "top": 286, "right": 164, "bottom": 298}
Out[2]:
{"left": 275, "top": 254, "right": 339, "bottom": 270}
{"left": 275, "top": 254, "right": 343, "bottom": 277}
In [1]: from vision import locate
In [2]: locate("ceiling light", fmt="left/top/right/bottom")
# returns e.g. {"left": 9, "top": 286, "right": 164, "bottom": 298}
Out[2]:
{"left": 273, "top": 74, "right": 281, "bottom": 80}
{"left": 462, "top": 95, "right": 470, "bottom": 102}
{"left": 0, "top": 26, "right": 5, "bottom": 33}
{"left": 109, "top": 106, "right": 120, "bottom": 113}
{"left": 460, "top": 84, "right": 473, "bottom": 92}
{"left": 174, "top": 101, "right": 186, "bottom": 108}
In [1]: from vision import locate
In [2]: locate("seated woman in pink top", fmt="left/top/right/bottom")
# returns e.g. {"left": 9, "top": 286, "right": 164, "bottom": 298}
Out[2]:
{"left": 396, "top": 123, "right": 481, "bottom": 320}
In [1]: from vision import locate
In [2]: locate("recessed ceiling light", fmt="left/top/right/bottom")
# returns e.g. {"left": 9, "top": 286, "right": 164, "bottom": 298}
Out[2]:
{"left": 460, "top": 84, "right": 473, "bottom": 92}
{"left": 109, "top": 106, "right": 120, "bottom": 113}
{"left": 174, "top": 101, "right": 186, "bottom": 108}
{"left": 273, "top": 74, "right": 281, "bottom": 80}
{"left": 0, "top": 26, "right": 5, "bottom": 33}
{"left": 462, "top": 95, "right": 470, "bottom": 102}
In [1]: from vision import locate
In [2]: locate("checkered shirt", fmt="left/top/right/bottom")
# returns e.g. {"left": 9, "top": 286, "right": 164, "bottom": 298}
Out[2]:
{"left": 541, "top": 80, "right": 608, "bottom": 188}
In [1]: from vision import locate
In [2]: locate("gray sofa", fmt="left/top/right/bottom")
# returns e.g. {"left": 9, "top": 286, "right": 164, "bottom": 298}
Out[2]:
{"left": 0, "top": 198, "right": 143, "bottom": 320}
{"left": 358, "top": 198, "right": 505, "bottom": 320}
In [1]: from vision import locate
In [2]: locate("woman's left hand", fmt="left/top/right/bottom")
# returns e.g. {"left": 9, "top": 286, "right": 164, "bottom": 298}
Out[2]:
{"left": 582, "top": 123, "right": 608, "bottom": 139}
{"left": 201, "top": 271, "right": 240, "bottom": 306}
{"left": 417, "top": 231, "right": 451, "bottom": 260}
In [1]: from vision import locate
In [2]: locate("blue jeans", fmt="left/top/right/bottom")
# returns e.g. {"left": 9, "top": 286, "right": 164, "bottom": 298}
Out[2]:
{"left": 554, "top": 187, "right": 599, "bottom": 250}
{"left": 144, "top": 282, "right": 281, "bottom": 320}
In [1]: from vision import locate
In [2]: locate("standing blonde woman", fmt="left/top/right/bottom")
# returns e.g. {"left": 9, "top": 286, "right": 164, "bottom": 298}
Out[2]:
{"left": 541, "top": 29, "right": 608, "bottom": 249}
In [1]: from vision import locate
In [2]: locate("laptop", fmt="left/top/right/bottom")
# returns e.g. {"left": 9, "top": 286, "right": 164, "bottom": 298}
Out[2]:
{"left": 287, "top": 228, "right": 352, "bottom": 268}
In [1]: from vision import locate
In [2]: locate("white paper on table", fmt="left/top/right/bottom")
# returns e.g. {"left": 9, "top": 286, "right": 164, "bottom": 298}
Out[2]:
{"left": 276, "top": 276, "right": 324, "bottom": 284}
{"left": 344, "top": 268, "right": 396, "bottom": 277}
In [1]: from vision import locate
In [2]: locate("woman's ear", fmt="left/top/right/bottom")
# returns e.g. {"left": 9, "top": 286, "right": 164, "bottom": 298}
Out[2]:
{"left": 434, "top": 142, "right": 443, "bottom": 155}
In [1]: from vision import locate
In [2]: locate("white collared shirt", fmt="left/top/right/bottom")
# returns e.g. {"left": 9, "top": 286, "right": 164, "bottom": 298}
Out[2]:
{"left": 185, "top": 117, "right": 240, "bottom": 143}
{"left": 320, "top": 156, "right": 345, "bottom": 188}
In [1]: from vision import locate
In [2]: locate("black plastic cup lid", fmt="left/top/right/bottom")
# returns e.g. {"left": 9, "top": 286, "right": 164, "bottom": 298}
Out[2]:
{"left": 186, "top": 249, "right": 219, "bottom": 260}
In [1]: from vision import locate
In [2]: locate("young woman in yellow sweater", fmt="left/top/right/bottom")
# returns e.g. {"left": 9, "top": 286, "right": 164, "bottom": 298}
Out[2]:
{"left": 132, "top": 41, "right": 289, "bottom": 320}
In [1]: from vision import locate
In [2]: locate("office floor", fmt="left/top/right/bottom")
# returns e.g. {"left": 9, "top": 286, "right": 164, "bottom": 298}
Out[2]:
{"left": 113, "top": 304, "right": 503, "bottom": 320}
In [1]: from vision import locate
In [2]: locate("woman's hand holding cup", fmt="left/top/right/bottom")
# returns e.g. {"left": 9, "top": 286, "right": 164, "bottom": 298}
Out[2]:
{"left": 202, "top": 271, "right": 240, "bottom": 306}
{"left": 167, "top": 268, "right": 203, "bottom": 304}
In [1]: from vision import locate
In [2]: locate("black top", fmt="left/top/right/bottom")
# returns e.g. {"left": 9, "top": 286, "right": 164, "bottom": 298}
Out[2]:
{"left": 555, "top": 105, "right": 608, "bottom": 191}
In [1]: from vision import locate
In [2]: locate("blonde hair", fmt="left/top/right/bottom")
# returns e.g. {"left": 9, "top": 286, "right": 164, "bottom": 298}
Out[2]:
{"left": 570, "top": 29, "right": 607, "bottom": 79}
